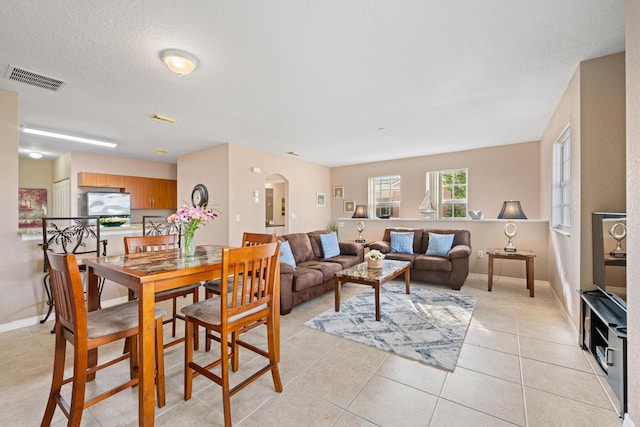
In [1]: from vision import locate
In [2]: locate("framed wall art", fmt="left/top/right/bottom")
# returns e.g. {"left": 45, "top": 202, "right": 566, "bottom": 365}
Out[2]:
{"left": 316, "top": 192, "right": 326, "bottom": 206}
{"left": 19, "top": 188, "right": 48, "bottom": 228}
{"left": 333, "top": 186, "right": 344, "bottom": 198}
{"left": 344, "top": 200, "right": 355, "bottom": 213}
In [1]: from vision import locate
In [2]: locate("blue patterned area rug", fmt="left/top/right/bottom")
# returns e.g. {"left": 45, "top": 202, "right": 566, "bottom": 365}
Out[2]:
{"left": 304, "top": 285, "right": 477, "bottom": 371}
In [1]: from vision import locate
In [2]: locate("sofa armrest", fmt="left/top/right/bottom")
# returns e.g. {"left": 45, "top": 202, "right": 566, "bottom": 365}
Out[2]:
{"left": 339, "top": 241, "right": 363, "bottom": 257}
{"left": 448, "top": 244, "right": 471, "bottom": 260}
{"left": 279, "top": 263, "right": 295, "bottom": 315}
{"left": 368, "top": 241, "right": 391, "bottom": 253}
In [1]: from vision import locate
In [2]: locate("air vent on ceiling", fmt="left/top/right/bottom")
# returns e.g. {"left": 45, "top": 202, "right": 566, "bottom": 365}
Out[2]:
{"left": 4, "top": 65, "right": 67, "bottom": 92}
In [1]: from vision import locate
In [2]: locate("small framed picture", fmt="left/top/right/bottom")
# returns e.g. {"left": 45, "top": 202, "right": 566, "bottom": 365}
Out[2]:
{"left": 344, "top": 200, "right": 355, "bottom": 212}
{"left": 333, "top": 186, "right": 344, "bottom": 198}
{"left": 316, "top": 192, "right": 326, "bottom": 206}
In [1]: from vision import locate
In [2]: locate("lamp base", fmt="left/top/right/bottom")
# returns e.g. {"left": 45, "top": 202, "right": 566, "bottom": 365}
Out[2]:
{"left": 503, "top": 246, "right": 517, "bottom": 252}
{"left": 355, "top": 238, "right": 366, "bottom": 243}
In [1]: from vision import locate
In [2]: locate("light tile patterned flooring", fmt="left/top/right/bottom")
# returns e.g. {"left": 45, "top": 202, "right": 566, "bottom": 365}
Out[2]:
{"left": 0, "top": 274, "right": 623, "bottom": 426}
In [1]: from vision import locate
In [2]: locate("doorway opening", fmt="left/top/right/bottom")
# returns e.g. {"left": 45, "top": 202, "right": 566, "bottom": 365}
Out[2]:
{"left": 265, "top": 174, "right": 288, "bottom": 235}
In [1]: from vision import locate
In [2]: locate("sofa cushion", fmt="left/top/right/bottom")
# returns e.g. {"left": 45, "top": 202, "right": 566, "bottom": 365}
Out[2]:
{"left": 390, "top": 231, "right": 414, "bottom": 254}
{"left": 320, "top": 232, "right": 340, "bottom": 259}
{"left": 382, "top": 228, "right": 423, "bottom": 253}
{"left": 297, "top": 260, "right": 343, "bottom": 283}
{"left": 307, "top": 230, "right": 331, "bottom": 259}
{"left": 425, "top": 232, "right": 455, "bottom": 257}
{"left": 285, "top": 233, "right": 315, "bottom": 263}
{"left": 279, "top": 240, "right": 297, "bottom": 268}
{"left": 325, "top": 254, "right": 362, "bottom": 269}
{"left": 413, "top": 255, "right": 453, "bottom": 272}
{"left": 291, "top": 267, "right": 324, "bottom": 291}
{"left": 384, "top": 252, "right": 416, "bottom": 266}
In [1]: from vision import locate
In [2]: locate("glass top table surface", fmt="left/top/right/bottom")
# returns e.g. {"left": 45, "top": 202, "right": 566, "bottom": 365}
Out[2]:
{"left": 335, "top": 259, "right": 410, "bottom": 282}
{"left": 87, "top": 244, "right": 224, "bottom": 275}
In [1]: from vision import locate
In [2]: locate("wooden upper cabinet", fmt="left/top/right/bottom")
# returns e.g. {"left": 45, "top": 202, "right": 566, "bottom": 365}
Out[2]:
{"left": 78, "top": 172, "right": 177, "bottom": 210}
{"left": 77, "top": 172, "right": 126, "bottom": 189}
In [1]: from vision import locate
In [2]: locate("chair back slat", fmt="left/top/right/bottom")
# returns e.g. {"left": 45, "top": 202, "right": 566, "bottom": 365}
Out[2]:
{"left": 220, "top": 242, "right": 280, "bottom": 322}
{"left": 124, "top": 234, "right": 179, "bottom": 254}
{"left": 241, "top": 232, "right": 277, "bottom": 247}
{"left": 46, "top": 251, "right": 87, "bottom": 334}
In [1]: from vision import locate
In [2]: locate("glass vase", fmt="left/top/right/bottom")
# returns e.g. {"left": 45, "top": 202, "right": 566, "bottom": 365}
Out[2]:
{"left": 182, "top": 228, "right": 196, "bottom": 258}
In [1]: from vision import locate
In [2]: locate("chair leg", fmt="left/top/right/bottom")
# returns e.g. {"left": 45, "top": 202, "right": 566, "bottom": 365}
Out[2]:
{"left": 40, "top": 274, "right": 55, "bottom": 325}
{"left": 41, "top": 324, "right": 65, "bottom": 427}
{"left": 192, "top": 289, "right": 199, "bottom": 351}
{"left": 69, "top": 340, "right": 89, "bottom": 426}
{"left": 220, "top": 330, "right": 232, "bottom": 427}
{"left": 155, "top": 317, "right": 166, "bottom": 408}
{"left": 231, "top": 331, "right": 239, "bottom": 372}
{"left": 171, "top": 297, "right": 178, "bottom": 337}
{"left": 126, "top": 335, "right": 139, "bottom": 380}
{"left": 184, "top": 318, "right": 194, "bottom": 400}
{"left": 266, "top": 314, "right": 283, "bottom": 392}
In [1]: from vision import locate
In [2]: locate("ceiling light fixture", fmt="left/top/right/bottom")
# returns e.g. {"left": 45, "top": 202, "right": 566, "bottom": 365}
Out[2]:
{"left": 287, "top": 151, "right": 300, "bottom": 156}
{"left": 28, "top": 152, "right": 44, "bottom": 159}
{"left": 22, "top": 127, "right": 117, "bottom": 148}
{"left": 160, "top": 49, "right": 199, "bottom": 76}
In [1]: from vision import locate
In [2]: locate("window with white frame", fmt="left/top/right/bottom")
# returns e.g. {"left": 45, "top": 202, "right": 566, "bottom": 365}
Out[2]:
{"left": 368, "top": 175, "right": 401, "bottom": 218}
{"left": 552, "top": 126, "right": 570, "bottom": 230}
{"left": 439, "top": 169, "right": 468, "bottom": 218}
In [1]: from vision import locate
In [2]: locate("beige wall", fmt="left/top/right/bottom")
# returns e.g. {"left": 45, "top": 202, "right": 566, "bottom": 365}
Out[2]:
{"left": 539, "top": 53, "right": 626, "bottom": 330}
{"left": 625, "top": 0, "right": 639, "bottom": 423}
{"left": 177, "top": 143, "right": 332, "bottom": 248}
{"left": 331, "top": 141, "right": 541, "bottom": 221}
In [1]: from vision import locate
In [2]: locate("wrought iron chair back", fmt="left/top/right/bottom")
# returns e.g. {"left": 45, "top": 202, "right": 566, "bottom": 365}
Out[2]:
{"left": 142, "top": 215, "right": 181, "bottom": 243}
{"left": 40, "top": 216, "right": 107, "bottom": 327}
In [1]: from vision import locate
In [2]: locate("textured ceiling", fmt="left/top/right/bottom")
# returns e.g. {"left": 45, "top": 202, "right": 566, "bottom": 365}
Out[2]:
{"left": 0, "top": 1, "right": 625, "bottom": 167}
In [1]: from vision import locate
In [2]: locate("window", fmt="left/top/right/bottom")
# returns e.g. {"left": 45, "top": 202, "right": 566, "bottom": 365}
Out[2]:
{"left": 368, "top": 175, "right": 401, "bottom": 218}
{"left": 553, "top": 126, "right": 570, "bottom": 230}
{"left": 439, "top": 169, "right": 468, "bottom": 218}
{"left": 422, "top": 168, "right": 468, "bottom": 219}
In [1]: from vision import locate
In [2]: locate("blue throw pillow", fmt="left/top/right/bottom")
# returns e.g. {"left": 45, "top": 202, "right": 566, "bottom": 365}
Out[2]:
{"left": 390, "top": 231, "right": 414, "bottom": 254}
{"left": 320, "top": 232, "right": 340, "bottom": 259}
{"left": 280, "top": 240, "right": 296, "bottom": 268}
{"left": 426, "top": 232, "right": 455, "bottom": 257}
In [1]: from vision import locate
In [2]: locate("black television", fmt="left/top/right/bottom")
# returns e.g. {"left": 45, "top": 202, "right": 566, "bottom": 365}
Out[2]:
{"left": 592, "top": 212, "right": 627, "bottom": 309}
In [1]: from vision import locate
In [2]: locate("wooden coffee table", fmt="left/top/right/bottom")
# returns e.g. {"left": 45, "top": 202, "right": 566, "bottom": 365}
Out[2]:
{"left": 334, "top": 259, "right": 410, "bottom": 321}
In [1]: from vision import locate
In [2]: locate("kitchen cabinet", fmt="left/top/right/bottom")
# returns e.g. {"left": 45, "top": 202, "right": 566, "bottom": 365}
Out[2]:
{"left": 125, "top": 176, "right": 177, "bottom": 209}
{"left": 77, "top": 172, "right": 126, "bottom": 189}
{"left": 78, "top": 172, "right": 177, "bottom": 210}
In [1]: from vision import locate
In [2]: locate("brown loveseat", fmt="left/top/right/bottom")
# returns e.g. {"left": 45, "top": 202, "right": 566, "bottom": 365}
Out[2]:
{"left": 368, "top": 228, "right": 471, "bottom": 290}
{"left": 278, "top": 230, "right": 364, "bottom": 314}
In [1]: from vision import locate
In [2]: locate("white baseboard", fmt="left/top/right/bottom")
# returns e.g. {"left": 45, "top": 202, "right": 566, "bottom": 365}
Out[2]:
{"left": 0, "top": 296, "right": 129, "bottom": 334}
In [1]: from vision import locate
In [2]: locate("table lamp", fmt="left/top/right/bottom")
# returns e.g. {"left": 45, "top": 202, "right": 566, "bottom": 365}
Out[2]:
{"left": 352, "top": 205, "right": 368, "bottom": 243}
{"left": 497, "top": 201, "right": 527, "bottom": 251}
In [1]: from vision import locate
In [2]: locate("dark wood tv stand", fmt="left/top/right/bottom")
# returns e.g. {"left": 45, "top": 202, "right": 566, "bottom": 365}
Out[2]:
{"left": 581, "top": 288, "right": 627, "bottom": 417}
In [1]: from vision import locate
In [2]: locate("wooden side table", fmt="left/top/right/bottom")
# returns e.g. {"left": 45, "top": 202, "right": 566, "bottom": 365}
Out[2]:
{"left": 487, "top": 248, "right": 536, "bottom": 297}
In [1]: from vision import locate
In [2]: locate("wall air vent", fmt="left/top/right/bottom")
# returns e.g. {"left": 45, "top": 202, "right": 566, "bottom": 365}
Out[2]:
{"left": 4, "top": 65, "right": 67, "bottom": 92}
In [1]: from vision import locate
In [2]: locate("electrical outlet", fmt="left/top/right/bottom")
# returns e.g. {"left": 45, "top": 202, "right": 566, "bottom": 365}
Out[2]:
{"left": 477, "top": 250, "right": 484, "bottom": 258}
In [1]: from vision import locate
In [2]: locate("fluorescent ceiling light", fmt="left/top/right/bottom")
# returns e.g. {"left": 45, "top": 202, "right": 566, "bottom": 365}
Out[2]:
{"left": 28, "top": 152, "right": 44, "bottom": 159}
{"left": 21, "top": 127, "right": 117, "bottom": 148}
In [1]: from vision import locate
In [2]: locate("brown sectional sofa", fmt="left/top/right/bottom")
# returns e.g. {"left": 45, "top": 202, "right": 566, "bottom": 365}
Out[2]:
{"left": 278, "top": 230, "right": 364, "bottom": 314}
{"left": 368, "top": 228, "right": 471, "bottom": 290}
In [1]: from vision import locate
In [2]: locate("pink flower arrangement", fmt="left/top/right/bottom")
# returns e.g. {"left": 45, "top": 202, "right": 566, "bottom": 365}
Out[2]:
{"left": 168, "top": 205, "right": 218, "bottom": 236}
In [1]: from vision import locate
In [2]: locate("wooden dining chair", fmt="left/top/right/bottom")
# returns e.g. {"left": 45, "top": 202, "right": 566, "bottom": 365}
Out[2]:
{"left": 124, "top": 234, "right": 201, "bottom": 349}
{"left": 202, "top": 232, "right": 276, "bottom": 351}
{"left": 182, "top": 241, "right": 282, "bottom": 427}
{"left": 41, "top": 251, "right": 166, "bottom": 427}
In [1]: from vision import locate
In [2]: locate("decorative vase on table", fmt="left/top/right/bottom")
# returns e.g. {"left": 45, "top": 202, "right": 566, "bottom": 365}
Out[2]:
{"left": 168, "top": 204, "right": 218, "bottom": 259}
{"left": 182, "top": 227, "right": 197, "bottom": 258}
{"left": 368, "top": 259, "right": 383, "bottom": 269}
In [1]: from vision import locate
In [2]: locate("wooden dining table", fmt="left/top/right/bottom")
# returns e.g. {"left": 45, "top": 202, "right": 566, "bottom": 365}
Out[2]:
{"left": 83, "top": 244, "right": 224, "bottom": 427}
